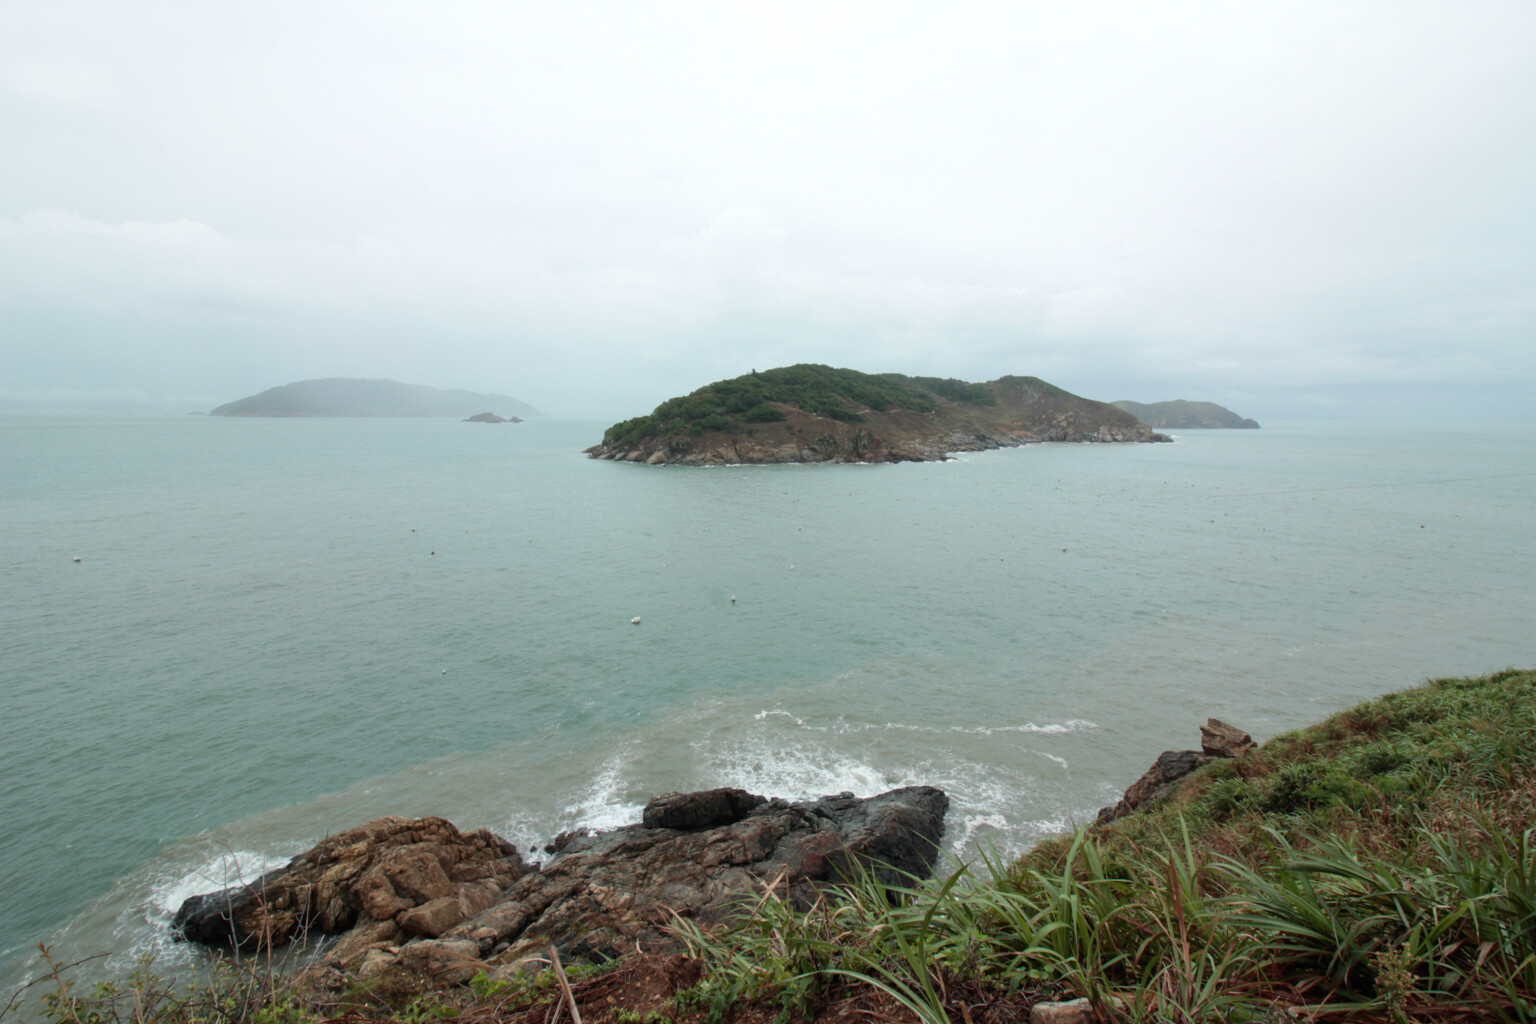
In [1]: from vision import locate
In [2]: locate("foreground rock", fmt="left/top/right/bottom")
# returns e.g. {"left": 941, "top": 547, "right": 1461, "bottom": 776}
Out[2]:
{"left": 1095, "top": 719, "right": 1254, "bottom": 824}
{"left": 175, "top": 786, "right": 947, "bottom": 986}
{"left": 172, "top": 816, "right": 529, "bottom": 950}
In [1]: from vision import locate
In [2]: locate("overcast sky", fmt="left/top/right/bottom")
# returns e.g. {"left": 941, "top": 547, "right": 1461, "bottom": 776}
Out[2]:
{"left": 3, "top": 2, "right": 1533, "bottom": 421}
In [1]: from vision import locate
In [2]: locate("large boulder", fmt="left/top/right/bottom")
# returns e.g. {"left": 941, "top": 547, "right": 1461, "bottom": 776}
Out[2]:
{"left": 640, "top": 787, "right": 766, "bottom": 830}
{"left": 175, "top": 786, "right": 948, "bottom": 986}
{"left": 172, "top": 816, "right": 528, "bottom": 950}
{"left": 1200, "top": 718, "right": 1255, "bottom": 758}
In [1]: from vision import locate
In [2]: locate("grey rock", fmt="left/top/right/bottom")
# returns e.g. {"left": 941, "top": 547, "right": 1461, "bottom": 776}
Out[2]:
{"left": 1096, "top": 749, "right": 1212, "bottom": 825}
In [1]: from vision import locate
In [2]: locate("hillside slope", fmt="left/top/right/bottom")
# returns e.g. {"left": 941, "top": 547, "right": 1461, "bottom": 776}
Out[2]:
{"left": 1114, "top": 398, "right": 1259, "bottom": 428}
{"left": 587, "top": 364, "right": 1165, "bottom": 464}
{"left": 210, "top": 378, "right": 539, "bottom": 418}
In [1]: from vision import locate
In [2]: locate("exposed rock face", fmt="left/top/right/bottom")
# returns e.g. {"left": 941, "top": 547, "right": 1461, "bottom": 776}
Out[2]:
{"left": 641, "top": 787, "right": 767, "bottom": 829}
{"left": 1096, "top": 721, "right": 1254, "bottom": 824}
{"left": 175, "top": 787, "right": 948, "bottom": 987}
{"left": 1200, "top": 718, "right": 1255, "bottom": 758}
{"left": 1096, "top": 750, "right": 1213, "bottom": 824}
{"left": 172, "top": 816, "right": 528, "bottom": 951}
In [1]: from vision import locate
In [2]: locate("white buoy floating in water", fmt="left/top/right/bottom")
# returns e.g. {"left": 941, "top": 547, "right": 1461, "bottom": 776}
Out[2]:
{"left": 72, "top": 556, "right": 82, "bottom": 563}
{"left": 730, "top": 596, "right": 736, "bottom": 603}
{"left": 631, "top": 616, "right": 642, "bottom": 625}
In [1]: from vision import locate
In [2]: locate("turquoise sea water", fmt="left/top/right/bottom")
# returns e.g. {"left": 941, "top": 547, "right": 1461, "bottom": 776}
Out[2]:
{"left": 3, "top": 416, "right": 1534, "bottom": 990}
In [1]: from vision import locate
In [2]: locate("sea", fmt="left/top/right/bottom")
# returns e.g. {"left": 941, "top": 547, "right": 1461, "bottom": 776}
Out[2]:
{"left": 3, "top": 415, "right": 1534, "bottom": 994}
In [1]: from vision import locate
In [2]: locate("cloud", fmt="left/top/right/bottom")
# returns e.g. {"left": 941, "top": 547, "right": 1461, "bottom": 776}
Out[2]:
{"left": 1, "top": 2, "right": 1533, "bottom": 420}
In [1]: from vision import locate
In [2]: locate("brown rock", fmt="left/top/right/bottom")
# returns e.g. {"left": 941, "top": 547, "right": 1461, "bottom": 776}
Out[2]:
{"left": 356, "top": 947, "right": 400, "bottom": 978}
{"left": 330, "top": 918, "right": 405, "bottom": 964}
{"left": 177, "top": 786, "right": 949, "bottom": 989}
{"left": 1200, "top": 718, "right": 1255, "bottom": 758}
{"left": 398, "top": 896, "right": 467, "bottom": 938}
{"left": 172, "top": 816, "right": 528, "bottom": 950}
{"left": 1030, "top": 997, "right": 1124, "bottom": 1023}
{"left": 394, "top": 939, "right": 486, "bottom": 986}
{"left": 1029, "top": 999, "right": 1098, "bottom": 1024}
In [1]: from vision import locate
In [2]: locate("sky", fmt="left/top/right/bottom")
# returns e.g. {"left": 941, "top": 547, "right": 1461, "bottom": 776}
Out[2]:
{"left": 2, "top": 1, "right": 1533, "bottom": 422}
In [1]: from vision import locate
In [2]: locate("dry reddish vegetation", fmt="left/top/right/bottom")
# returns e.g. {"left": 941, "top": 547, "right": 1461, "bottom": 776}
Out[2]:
{"left": 362, "top": 955, "right": 1043, "bottom": 1024}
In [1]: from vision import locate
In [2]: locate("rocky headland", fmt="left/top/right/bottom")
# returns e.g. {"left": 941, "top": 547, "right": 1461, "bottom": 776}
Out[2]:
{"left": 586, "top": 365, "right": 1167, "bottom": 465}
{"left": 1112, "top": 399, "right": 1259, "bottom": 429}
{"left": 55, "top": 670, "right": 1536, "bottom": 1023}
{"left": 172, "top": 786, "right": 948, "bottom": 991}
{"left": 168, "top": 722, "right": 1255, "bottom": 999}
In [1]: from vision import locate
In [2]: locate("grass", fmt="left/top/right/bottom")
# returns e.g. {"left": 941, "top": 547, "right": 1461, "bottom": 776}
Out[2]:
{"left": 12, "top": 669, "right": 1536, "bottom": 1024}
{"left": 676, "top": 668, "right": 1536, "bottom": 1022}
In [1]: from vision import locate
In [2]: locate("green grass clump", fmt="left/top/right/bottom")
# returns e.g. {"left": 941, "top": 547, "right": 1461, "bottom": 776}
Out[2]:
{"left": 677, "top": 669, "right": 1536, "bottom": 1023}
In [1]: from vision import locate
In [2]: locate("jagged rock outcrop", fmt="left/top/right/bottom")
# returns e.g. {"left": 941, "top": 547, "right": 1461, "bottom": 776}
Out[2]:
{"left": 175, "top": 786, "right": 948, "bottom": 987}
{"left": 172, "top": 816, "right": 528, "bottom": 950}
{"left": 1095, "top": 721, "right": 1254, "bottom": 824}
{"left": 1200, "top": 718, "right": 1255, "bottom": 759}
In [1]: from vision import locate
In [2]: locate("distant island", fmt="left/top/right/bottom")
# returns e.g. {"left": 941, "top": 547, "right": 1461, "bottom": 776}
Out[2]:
{"left": 1113, "top": 399, "right": 1259, "bottom": 429}
{"left": 209, "top": 378, "right": 540, "bottom": 419}
{"left": 586, "top": 364, "right": 1167, "bottom": 465}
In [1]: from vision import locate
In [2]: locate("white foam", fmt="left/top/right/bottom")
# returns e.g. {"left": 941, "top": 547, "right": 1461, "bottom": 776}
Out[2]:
{"left": 700, "top": 742, "right": 895, "bottom": 801}
{"left": 750, "top": 709, "right": 1096, "bottom": 739}
{"left": 752, "top": 709, "right": 1093, "bottom": 739}
{"left": 149, "top": 849, "right": 287, "bottom": 919}
{"left": 558, "top": 753, "right": 646, "bottom": 833}
{"left": 951, "top": 813, "right": 1010, "bottom": 857}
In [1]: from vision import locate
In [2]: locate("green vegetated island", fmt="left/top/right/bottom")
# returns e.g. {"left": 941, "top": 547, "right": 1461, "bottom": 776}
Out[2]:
{"left": 1113, "top": 398, "right": 1260, "bottom": 429}
{"left": 586, "top": 364, "right": 1167, "bottom": 465}
{"left": 209, "top": 378, "right": 540, "bottom": 419}
{"left": 41, "top": 667, "right": 1536, "bottom": 1024}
